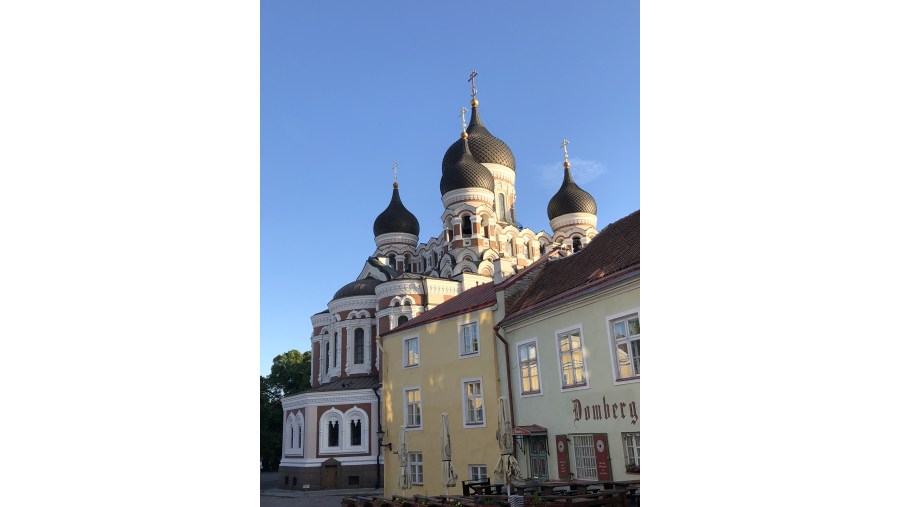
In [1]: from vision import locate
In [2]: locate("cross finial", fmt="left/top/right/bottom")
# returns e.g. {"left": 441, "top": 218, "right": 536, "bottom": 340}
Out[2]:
{"left": 392, "top": 160, "right": 398, "bottom": 188}
{"left": 468, "top": 70, "right": 478, "bottom": 101}
{"left": 460, "top": 106, "right": 468, "bottom": 132}
{"left": 561, "top": 139, "right": 570, "bottom": 167}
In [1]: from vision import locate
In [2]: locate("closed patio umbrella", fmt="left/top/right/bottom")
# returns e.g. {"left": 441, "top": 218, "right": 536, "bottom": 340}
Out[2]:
{"left": 493, "top": 396, "right": 524, "bottom": 499}
{"left": 440, "top": 412, "right": 458, "bottom": 495}
{"left": 398, "top": 425, "right": 410, "bottom": 492}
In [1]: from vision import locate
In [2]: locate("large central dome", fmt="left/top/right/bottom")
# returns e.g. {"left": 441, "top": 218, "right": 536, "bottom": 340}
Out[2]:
{"left": 442, "top": 104, "right": 516, "bottom": 173}
{"left": 440, "top": 135, "right": 495, "bottom": 195}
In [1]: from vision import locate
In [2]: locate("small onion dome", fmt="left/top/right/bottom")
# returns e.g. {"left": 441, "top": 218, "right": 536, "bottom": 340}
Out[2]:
{"left": 373, "top": 183, "right": 420, "bottom": 237}
{"left": 440, "top": 134, "right": 496, "bottom": 195}
{"left": 441, "top": 104, "right": 516, "bottom": 173}
{"left": 547, "top": 165, "right": 598, "bottom": 220}
{"left": 332, "top": 277, "right": 381, "bottom": 301}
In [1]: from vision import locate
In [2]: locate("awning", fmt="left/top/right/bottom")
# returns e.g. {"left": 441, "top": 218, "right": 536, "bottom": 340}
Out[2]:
{"left": 512, "top": 424, "right": 548, "bottom": 436}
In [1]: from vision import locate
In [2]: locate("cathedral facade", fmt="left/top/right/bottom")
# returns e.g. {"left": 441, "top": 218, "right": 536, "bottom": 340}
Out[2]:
{"left": 279, "top": 78, "right": 601, "bottom": 490}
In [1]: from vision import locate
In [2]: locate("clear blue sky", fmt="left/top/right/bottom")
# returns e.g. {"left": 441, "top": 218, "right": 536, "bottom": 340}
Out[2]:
{"left": 261, "top": 0, "right": 640, "bottom": 375}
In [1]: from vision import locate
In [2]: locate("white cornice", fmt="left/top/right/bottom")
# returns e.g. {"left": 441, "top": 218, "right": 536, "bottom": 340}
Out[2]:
{"left": 442, "top": 188, "right": 495, "bottom": 208}
{"left": 327, "top": 295, "right": 378, "bottom": 314}
{"left": 281, "top": 391, "right": 378, "bottom": 410}
{"left": 375, "top": 281, "right": 424, "bottom": 297}
{"left": 311, "top": 314, "right": 331, "bottom": 327}
{"left": 550, "top": 212, "right": 598, "bottom": 231}
{"left": 375, "top": 232, "right": 419, "bottom": 248}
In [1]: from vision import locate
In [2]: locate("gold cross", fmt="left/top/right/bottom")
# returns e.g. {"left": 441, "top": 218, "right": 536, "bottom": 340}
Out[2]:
{"left": 393, "top": 161, "right": 398, "bottom": 185}
{"left": 468, "top": 70, "right": 478, "bottom": 100}
{"left": 561, "top": 139, "right": 570, "bottom": 163}
{"left": 460, "top": 106, "right": 468, "bottom": 132}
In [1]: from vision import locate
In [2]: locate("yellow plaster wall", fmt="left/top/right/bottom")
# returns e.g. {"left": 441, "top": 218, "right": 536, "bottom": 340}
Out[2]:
{"left": 382, "top": 306, "right": 503, "bottom": 496}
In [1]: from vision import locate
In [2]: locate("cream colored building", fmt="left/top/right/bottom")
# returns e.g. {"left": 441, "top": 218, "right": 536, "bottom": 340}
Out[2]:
{"left": 498, "top": 210, "right": 640, "bottom": 483}
{"left": 380, "top": 282, "right": 503, "bottom": 496}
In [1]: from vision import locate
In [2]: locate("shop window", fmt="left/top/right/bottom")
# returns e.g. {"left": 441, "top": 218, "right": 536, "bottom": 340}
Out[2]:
{"left": 572, "top": 434, "right": 598, "bottom": 480}
{"left": 623, "top": 433, "right": 640, "bottom": 472}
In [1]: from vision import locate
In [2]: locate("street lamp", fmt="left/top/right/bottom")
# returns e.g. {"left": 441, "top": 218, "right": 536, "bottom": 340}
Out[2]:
{"left": 377, "top": 428, "right": 392, "bottom": 451}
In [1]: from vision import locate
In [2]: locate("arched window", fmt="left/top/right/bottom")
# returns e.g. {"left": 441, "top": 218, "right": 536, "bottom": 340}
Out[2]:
{"left": 354, "top": 328, "right": 364, "bottom": 364}
{"left": 333, "top": 332, "right": 338, "bottom": 366}
{"left": 524, "top": 241, "right": 531, "bottom": 259}
{"left": 462, "top": 215, "right": 472, "bottom": 237}
{"left": 433, "top": 252, "right": 438, "bottom": 267}
{"left": 506, "top": 238, "right": 513, "bottom": 257}
{"left": 325, "top": 342, "right": 330, "bottom": 371}
{"left": 320, "top": 409, "right": 343, "bottom": 452}
{"left": 285, "top": 412, "right": 304, "bottom": 454}
{"left": 482, "top": 214, "right": 490, "bottom": 238}
{"left": 540, "top": 243, "right": 546, "bottom": 255}
{"left": 344, "top": 408, "right": 369, "bottom": 451}
{"left": 573, "top": 236, "right": 582, "bottom": 252}
{"left": 405, "top": 254, "right": 412, "bottom": 272}
{"left": 388, "top": 254, "right": 396, "bottom": 269}
{"left": 498, "top": 194, "right": 506, "bottom": 221}
{"left": 328, "top": 421, "right": 339, "bottom": 447}
{"left": 398, "top": 315, "right": 408, "bottom": 326}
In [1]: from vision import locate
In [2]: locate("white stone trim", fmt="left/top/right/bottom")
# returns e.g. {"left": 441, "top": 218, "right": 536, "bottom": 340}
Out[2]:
{"left": 550, "top": 212, "right": 598, "bottom": 231}
{"left": 481, "top": 163, "right": 516, "bottom": 185}
{"left": 375, "top": 232, "right": 419, "bottom": 249}
{"left": 442, "top": 187, "right": 495, "bottom": 208}
{"left": 281, "top": 391, "right": 378, "bottom": 410}
{"left": 375, "top": 281, "right": 424, "bottom": 298}
{"left": 327, "top": 295, "right": 378, "bottom": 314}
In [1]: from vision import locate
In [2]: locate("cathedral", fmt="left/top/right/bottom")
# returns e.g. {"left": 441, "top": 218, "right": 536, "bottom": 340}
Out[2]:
{"left": 279, "top": 74, "right": 601, "bottom": 490}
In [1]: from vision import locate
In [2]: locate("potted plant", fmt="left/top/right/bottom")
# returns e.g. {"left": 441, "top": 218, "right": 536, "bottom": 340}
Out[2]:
{"left": 625, "top": 464, "right": 640, "bottom": 474}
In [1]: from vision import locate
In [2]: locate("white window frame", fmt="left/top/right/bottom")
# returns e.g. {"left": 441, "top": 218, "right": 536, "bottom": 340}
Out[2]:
{"left": 459, "top": 321, "right": 481, "bottom": 358}
{"left": 408, "top": 452, "right": 424, "bottom": 485}
{"left": 461, "top": 377, "right": 486, "bottom": 428}
{"left": 404, "top": 386, "right": 422, "bottom": 430}
{"left": 516, "top": 337, "right": 542, "bottom": 397}
{"left": 556, "top": 324, "right": 590, "bottom": 392}
{"left": 623, "top": 432, "right": 640, "bottom": 469}
{"left": 343, "top": 406, "right": 369, "bottom": 452}
{"left": 403, "top": 335, "right": 420, "bottom": 368}
{"left": 606, "top": 309, "right": 640, "bottom": 385}
{"left": 284, "top": 411, "right": 304, "bottom": 455}
{"left": 572, "top": 434, "right": 598, "bottom": 480}
{"left": 469, "top": 464, "right": 489, "bottom": 481}
{"left": 319, "top": 408, "right": 343, "bottom": 454}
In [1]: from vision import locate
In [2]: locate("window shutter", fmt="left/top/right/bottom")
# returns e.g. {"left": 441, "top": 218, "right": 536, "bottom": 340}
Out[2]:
{"left": 555, "top": 435, "right": 570, "bottom": 480}
{"left": 592, "top": 433, "right": 612, "bottom": 480}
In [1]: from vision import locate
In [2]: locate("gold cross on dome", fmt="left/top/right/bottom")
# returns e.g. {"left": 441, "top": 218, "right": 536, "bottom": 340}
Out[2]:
{"left": 393, "top": 161, "right": 398, "bottom": 185}
{"left": 460, "top": 106, "right": 468, "bottom": 131}
{"left": 468, "top": 70, "right": 478, "bottom": 100}
{"left": 561, "top": 139, "right": 570, "bottom": 163}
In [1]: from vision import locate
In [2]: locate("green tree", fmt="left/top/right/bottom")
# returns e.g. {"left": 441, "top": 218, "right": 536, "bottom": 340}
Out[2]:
{"left": 261, "top": 350, "right": 311, "bottom": 471}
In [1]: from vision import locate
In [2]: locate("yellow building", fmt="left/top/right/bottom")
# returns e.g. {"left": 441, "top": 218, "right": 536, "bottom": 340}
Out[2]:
{"left": 380, "top": 281, "right": 502, "bottom": 496}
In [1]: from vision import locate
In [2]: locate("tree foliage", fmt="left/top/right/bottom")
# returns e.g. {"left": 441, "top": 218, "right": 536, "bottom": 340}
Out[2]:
{"left": 260, "top": 349, "right": 311, "bottom": 471}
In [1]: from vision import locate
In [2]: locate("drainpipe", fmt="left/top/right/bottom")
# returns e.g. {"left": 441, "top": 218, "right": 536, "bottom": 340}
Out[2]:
{"left": 493, "top": 324, "right": 516, "bottom": 428}
{"left": 373, "top": 385, "right": 382, "bottom": 489}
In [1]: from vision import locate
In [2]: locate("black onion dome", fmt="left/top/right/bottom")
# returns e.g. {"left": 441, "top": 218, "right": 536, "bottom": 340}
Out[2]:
{"left": 373, "top": 185, "right": 420, "bottom": 237}
{"left": 332, "top": 277, "right": 381, "bottom": 301}
{"left": 441, "top": 106, "right": 516, "bottom": 173}
{"left": 440, "top": 136, "right": 496, "bottom": 195}
{"left": 547, "top": 166, "right": 598, "bottom": 220}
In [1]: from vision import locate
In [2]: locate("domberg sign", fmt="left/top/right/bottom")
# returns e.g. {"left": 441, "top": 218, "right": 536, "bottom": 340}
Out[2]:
{"left": 571, "top": 397, "right": 639, "bottom": 426}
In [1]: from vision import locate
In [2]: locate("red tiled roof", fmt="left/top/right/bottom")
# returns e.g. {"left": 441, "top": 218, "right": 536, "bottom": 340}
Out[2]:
{"left": 381, "top": 281, "right": 497, "bottom": 337}
{"left": 505, "top": 210, "right": 640, "bottom": 320}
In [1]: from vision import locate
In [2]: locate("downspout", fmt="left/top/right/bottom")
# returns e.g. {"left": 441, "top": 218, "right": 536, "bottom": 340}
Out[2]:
{"left": 493, "top": 323, "right": 516, "bottom": 429}
{"left": 373, "top": 385, "right": 382, "bottom": 489}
